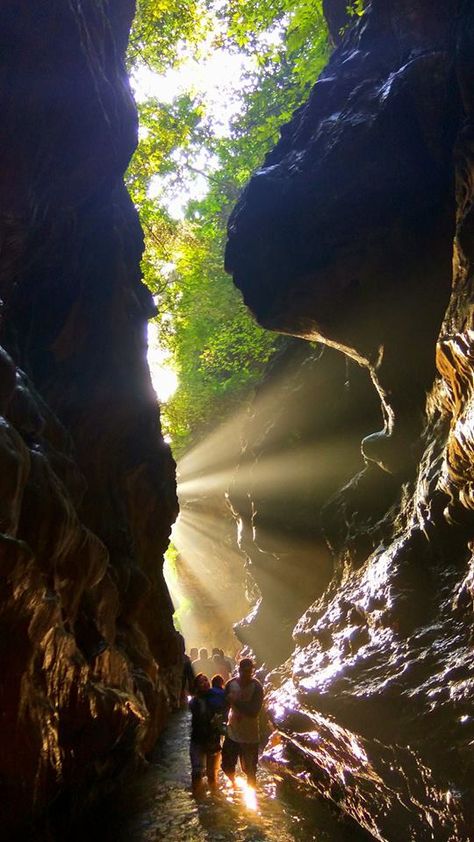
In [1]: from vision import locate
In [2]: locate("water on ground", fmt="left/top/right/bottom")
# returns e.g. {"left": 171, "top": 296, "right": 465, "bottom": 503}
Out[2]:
{"left": 88, "top": 710, "right": 365, "bottom": 842}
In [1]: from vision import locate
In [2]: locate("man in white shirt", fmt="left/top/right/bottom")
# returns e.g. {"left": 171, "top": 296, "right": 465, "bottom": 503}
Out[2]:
{"left": 222, "top": 658, "right": 264, "bottom": 787}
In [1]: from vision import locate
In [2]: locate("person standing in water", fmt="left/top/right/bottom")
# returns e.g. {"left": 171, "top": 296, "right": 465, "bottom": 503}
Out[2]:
{"left": 222, "top": 657, "right": 264, "bottom": 787}
{"left": 181, "top": 651, "right": 196, "bottom": 706}
{"left": 189, "top": 673, "right": 222, "bottom": 796}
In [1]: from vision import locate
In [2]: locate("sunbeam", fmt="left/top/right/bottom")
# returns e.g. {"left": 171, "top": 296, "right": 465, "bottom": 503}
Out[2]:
{"left": 169, "top": 350, "right": 373, "bottom": 659}
{"left": 178, "top": 436, "right": 359, "bottom": 500}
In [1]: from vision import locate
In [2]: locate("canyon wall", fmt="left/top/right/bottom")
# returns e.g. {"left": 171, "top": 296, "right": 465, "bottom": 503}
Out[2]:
{"left": 228, "top": 338, "right": 383, "bottom": 668}
{"left": 0, "top": 3, "right": 181, "bottom": 837}
{"left": 226, "top": 1, "right": 474, "bottom": 838}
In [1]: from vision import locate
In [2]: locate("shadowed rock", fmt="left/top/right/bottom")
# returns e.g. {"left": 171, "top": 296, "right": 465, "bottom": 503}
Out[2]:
{"left": 226, "top": 1, "right": 474, "bottom": 838}
{"left": 0, "top": 2, "right": 181, "bottom": 837}
{"left": 226, "top": 0, "right": 460, "bottom": 474}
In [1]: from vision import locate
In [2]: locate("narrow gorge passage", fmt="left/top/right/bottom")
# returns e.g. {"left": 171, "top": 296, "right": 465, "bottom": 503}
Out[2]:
{"left": 78, "top": 710, "right": 368, "bottom": 842}
{"left": 2, "top": 1, "right": 474, "bottom": 839}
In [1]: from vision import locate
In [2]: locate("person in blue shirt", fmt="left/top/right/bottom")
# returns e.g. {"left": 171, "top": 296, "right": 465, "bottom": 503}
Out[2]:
{"left": 208, "top": 674, "right": 226, "bottom": 711}
{"left": 207, "top": 674, "right": 228, "bottom": 741}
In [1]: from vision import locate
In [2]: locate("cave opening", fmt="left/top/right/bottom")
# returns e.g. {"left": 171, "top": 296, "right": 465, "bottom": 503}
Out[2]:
{"left": 131, "top": 0, "right": 382, "bottom": 678}
{"left": 133, "top": 3, "right": 339, "bottom": 665}
{"left": 2, "top": 0, "right": 474, "bottom": 839}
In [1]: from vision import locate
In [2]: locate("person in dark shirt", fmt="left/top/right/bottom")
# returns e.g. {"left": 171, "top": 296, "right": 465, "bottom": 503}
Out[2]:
{"left": 181, "top": 653, "right": 195, "bottom": 706}
{"left": 207, "top": 675, "right": 227, "bottom": 741}
{"left": 189, "top": 673, "right": 221, "bottom": 796}
{"left": 208, "top": 673, "right": 225, "bottom": 708}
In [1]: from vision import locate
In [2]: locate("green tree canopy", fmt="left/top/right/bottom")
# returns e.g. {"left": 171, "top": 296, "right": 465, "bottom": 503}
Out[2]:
{"left": 127, "top": 0, "right": 331, "bottom": 457}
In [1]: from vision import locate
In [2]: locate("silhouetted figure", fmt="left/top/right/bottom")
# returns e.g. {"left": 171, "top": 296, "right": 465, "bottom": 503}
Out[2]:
{"left": 212, "top": 649, "right": 231, "bottom": 682}
{"left": 220, "top": 648, "right": 234, "bottom": 671}
{"left": 181, "top": 653, "right": 195, "bottom": 706}
{"left": 222, "top": 658, "right": 264, "bottom": 787}
{"left": 189, "top": 647, "right": 199, "bottom": 663}
{"left": 189, "top": 673, "right": 221, "bottom": 796}
{"left": 192, "top": 647, "right": 214, "bottom": 679}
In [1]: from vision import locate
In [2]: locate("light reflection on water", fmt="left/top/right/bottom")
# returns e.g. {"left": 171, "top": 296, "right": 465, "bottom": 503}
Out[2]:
{"left": 91, "top": 710, "right": 341, "bottom": 842}
{"left": 232, "top": 775, "right": 259, "bottom": 811}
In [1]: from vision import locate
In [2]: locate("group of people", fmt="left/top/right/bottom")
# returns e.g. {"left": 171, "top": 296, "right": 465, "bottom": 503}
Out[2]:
{"left": 185, "top": 647, "right": 236, "bottom": 683}
{"left": 186, "top": 652, "right": 264, "bottom": 797}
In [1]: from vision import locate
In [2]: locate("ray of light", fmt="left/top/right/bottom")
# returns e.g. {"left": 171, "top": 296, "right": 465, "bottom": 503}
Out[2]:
{"left": 164, "top": 552, "right": 236, "bottom": 649}
{"left": 169, "top": 350, "right": 376, "bottom": 657}
{"left": 177, "top": 406, "right": 251, "bottom": 482}
{"left": 170, "top": 517, "right": 247, "bottom": 643}
{"left": 178, "top": 436, "right": 362, "bottom": 500}
{"left": 172, "top": 517, "right": 246, "bottom": 571}
{"left": 176, "top": 358, "right": 322, "bottom": 484}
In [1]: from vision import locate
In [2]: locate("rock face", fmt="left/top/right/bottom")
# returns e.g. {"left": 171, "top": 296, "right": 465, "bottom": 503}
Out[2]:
{"left": 226, "top": 0, "right": 458, "bottom": 477}
{"left": 226, "top": 1, "right": 474, "bottom": 838}
{"left": 228, "top": 338, "right": 383, "bottom": 668}
{"left": 0, "top": 3, "right": 181, "bottom": 837}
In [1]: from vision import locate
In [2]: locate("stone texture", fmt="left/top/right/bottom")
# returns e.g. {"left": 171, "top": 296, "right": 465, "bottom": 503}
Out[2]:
{"left": 226, "top": 1, "right": 474, "bottom": 838}
{"left": 0, "top": 2, "right": 181, "bottom": 837}
{"left": 226, "top": 0, "right": 459, "bottom": 476}
{"left": 228, "top": 338, "right": 383, "bottom": 667}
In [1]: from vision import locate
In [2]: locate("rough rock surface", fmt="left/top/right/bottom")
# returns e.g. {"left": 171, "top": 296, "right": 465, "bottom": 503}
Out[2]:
{"left": 226, "top": 1, "right": 474, "bottom": 838}
{"left": 0, "top": 3, "right": 181, "bottom": 838}
{"left": 228, "top": 338, "right": 383, "bottom": 667}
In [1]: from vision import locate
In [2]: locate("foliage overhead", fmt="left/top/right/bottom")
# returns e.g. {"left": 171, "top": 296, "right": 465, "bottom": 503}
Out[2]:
{"left": 127, "top": 0, "right": 330, "bottom": 456}
{"left": 128, "top": 0, "right": 208, "bottom": 72}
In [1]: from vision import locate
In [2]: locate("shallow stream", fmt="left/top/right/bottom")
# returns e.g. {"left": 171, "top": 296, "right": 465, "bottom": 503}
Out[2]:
{"left": 86, "top": 710, "right": 368, "bottom": 842}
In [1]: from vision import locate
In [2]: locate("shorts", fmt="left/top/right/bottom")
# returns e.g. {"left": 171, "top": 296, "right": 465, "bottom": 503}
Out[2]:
{"left": 221, "top": 736, "right": 259, "bottom": 785}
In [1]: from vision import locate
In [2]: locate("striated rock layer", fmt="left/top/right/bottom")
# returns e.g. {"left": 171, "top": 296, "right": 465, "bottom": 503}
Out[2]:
{"left": 0, "top": 2, "right": 180, "bottom": 838}
{"left": 226, "top": 1, "right": 474, "bottom": 838}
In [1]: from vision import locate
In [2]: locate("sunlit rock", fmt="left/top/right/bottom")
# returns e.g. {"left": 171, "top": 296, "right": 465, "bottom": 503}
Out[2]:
{"left": 227, "top": 0, "right": 474, "bottom": 837}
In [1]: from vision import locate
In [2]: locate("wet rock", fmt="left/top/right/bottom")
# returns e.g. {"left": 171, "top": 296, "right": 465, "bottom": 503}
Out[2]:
{"left": 228, "top": 339, "right": 381, "bottom": 666}
{"left": 226, "top": 0, "right": 474, "bottom": 838}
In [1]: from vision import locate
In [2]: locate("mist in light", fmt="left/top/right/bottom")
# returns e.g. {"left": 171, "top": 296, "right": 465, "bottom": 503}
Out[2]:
{"left": 164, "top": 499, "right": 249, "bottom": 652}
{"left": 164, "top": 352, "right": 371, "bottom": 656}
